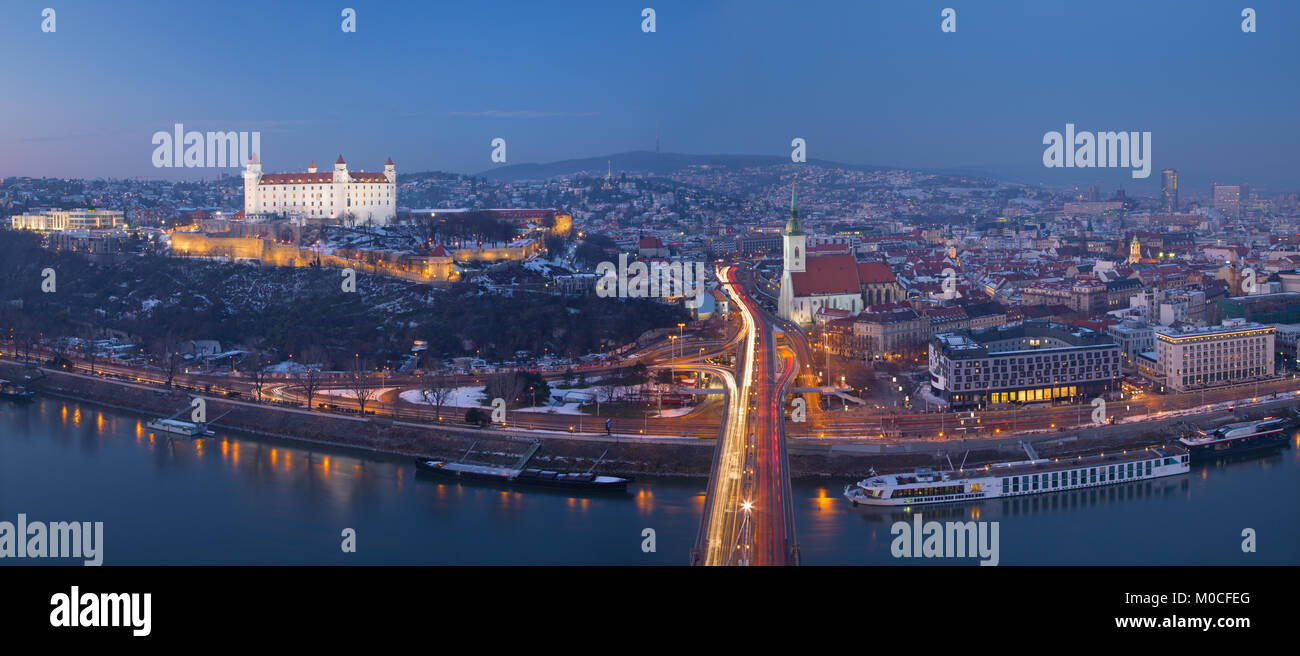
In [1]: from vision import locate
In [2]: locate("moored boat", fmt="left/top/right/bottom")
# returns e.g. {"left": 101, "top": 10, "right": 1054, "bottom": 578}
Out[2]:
{"left": 145, "top": 418, "right": 214, "bottom": 438}
{"left": 414, "top": 459, "right": 631, "bottom": 492}
{"left": 0, "top": 379, "right": 35, "bottom": 402}
{"left": 1178, "top": 416, "right": 1292, "bottom": 461}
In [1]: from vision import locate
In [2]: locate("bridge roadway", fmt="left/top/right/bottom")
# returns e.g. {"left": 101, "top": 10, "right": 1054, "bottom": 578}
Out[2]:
{"left": 691, "top": 266, "right": 799, "bottom": 566}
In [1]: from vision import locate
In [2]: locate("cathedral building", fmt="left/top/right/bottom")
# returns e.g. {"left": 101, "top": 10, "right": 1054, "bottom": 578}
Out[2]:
{"left": 777, "top": 186, "right": 902, "bottom": 326}
{"left": 243, "top": 154, "right": 397, "bottom": 225}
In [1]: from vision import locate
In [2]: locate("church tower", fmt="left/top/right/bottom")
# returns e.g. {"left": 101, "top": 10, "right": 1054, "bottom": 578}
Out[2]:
{"left": 778, "top": 181, "right": 806, "bottom": 322}
{"left": 1128, "top": 235, "right": 1141, "bottom": 264}
{"left": 783, "top": 182, "right": 806, "bottom": 273}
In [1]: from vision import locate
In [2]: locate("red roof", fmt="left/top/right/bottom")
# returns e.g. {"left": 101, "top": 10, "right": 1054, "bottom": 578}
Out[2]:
{"left": 815, "top": 307, "right": 852, "bottom": 319}
{"left": 385, "top": 157, "right": 394, "bottom": 166}
{"left": 857, "top": 261, "right": 896, "bottom": 284}
{"left": 258, "top": 171, "right": 389, "bottom": 185}
{"left": 639, "top": 236, "right": 664, "bottom": 249}
{"left": 430, "top": 245, "right": 449, "bottom": 257}
{"left": 336, "top": 155, "right": 346, "bottom": 164}
{"left": 259, "top": 172, "right": 334, "bottom": 184}
{"left": 926, "top": 306, "right": 968, "bottom": 322}
{"left": 790, "top": 254, "right": 861, "bottom": 296}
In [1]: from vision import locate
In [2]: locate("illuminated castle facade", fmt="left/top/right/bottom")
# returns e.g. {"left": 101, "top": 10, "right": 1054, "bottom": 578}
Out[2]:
{"left": 243, "top": 154, "right": 396, "bottom": 225}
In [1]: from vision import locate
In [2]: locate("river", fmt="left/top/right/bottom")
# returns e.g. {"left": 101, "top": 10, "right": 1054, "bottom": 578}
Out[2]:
{"left": 1, "top": 399, "right": 1296, "bottom": 565}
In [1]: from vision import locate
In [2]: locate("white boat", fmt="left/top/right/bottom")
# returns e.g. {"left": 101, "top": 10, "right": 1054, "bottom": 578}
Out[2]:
{"left": 145, "top": 418, "right": 213, "bottom": 438}
{"left": 844, "top": 444, "right": 1189, "bottom": 507}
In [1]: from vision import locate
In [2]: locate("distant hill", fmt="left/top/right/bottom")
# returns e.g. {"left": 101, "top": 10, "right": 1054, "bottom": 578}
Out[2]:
{"left": 473, "top": 151, "right": 895, "bottom": 182}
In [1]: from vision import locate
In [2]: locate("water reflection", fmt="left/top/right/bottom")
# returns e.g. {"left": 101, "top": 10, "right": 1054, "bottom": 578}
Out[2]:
{"left": 2, "top": 399, "right": 1297, "bottom": 564}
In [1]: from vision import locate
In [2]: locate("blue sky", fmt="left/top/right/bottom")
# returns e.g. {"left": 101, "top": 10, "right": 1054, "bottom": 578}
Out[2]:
{"left": 2, "top": 0, "right": 1297, "bottom": 195}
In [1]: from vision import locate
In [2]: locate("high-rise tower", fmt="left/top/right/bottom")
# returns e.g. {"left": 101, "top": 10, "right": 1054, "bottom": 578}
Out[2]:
{"left": 1161, "top": 169, "right": 1178, "bottom": 212}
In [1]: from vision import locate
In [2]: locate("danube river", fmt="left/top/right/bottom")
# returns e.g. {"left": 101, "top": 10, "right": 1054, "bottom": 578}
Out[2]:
{"left": 2, "top": 399, "right": 1296, "bottom": 565}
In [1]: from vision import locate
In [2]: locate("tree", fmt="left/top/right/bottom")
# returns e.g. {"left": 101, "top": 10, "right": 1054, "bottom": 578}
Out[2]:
{"left": 422, "top": 372, "right": 454, "bottom": 420}
{"left": 244, "top": 352, "right": 273, "bottom": 403}
{"left": 150, "top": 336, "right": 185, "bottom": 388}
{"left": 345, "top": 357, "right": 379, "bottom": 415}
{"left": 295, "top": 345, "right": 330, "bottom": 409}
{"left": 518, "top": 370, "right": 551, "bottom": 408}
{"left": 80, "top": 335, "right": 99, "bottom": 376}
{"left": 485, "top": 372, "right": 526, "bottom": 409}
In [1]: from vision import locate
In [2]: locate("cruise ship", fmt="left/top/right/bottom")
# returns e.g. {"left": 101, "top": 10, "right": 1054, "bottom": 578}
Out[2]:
{"left": 844, "top": 444, "right": 1189, "bottom": 507}
{"left": 1179, "top": 416, "right": 1292, "bottom": 461}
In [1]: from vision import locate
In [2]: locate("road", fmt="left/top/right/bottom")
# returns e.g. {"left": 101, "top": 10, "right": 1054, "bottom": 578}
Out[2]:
{"left": 693, "top": 266, "right": 799, "bottom": 566}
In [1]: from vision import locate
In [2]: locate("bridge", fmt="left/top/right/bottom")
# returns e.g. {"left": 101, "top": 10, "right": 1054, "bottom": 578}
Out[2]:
{"left": 690, "top": 266, "right": 800, "bottom": 566}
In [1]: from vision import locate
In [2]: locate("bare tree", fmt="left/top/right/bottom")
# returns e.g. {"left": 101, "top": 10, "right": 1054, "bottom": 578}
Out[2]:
{"left": 79, "top": 319, "right": 104, "bottom": 375}
{"left": 12, "top": 317, "right": 39, "bottom": 364}
{"left": 245, "top": 352, "right": 273, "bottom": 403}
{"left": 151, "top": 336, "right": 185, "bottom": 388}
{"left": 295, "top": 345, "right": 330, "bottom": 410}
{"left": 80, "top": 337, "right": 99, "bottom": 376}
{"left": 345, "top": 357, "right": 379, "bottom": 415}
{"left": 485, "top": 372, "right": 526, "bottom": 409}
{"left": 422, "top": 371, "right": 454, "bottom": 420}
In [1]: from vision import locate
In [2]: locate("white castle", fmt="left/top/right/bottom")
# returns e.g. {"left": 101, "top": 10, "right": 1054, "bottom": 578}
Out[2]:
{"left": 243, "top": 154, "right": 396, "bottom": 225}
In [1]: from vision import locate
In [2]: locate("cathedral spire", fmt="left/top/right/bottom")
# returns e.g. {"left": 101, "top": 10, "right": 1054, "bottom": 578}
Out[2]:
{"left": 784, "top": 178, "right": 804, "bottom": 235}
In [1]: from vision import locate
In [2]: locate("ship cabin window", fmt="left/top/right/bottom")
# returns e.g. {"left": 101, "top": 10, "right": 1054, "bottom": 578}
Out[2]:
{"left": 1020, "top": 476, "right": 1027, "bottom": 491}
{"left": 1145, "top": 461, "right": 1152, "bottom": 476}
{"left": 1181, "top": 455, "right": 1188, "bottom": 464}
{"left": 1071, "top": 470, "right": 1078, "bottom": 485}
{"left": 1032, "top": 476, "right": 1039, "bottom": 490}
{"left": 1051, "top": 472, "right": 1059, "bottom": 488}
{"left": 1127, "top": 463, "right": 1135, "bottom": 477}
{"left": 1090, "top": 468, "right": 1097, "bottom": 483}
{"left": 1012, "top": 477, "right": 1019, "bottom": 492}
{"left": 1108, "top": 465, "right": 1115, "bottom": 480}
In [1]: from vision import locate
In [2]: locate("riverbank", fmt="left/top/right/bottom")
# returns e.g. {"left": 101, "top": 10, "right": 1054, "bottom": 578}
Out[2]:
{"left": 4, "top": 360, "right": 1291, "bottom": 479}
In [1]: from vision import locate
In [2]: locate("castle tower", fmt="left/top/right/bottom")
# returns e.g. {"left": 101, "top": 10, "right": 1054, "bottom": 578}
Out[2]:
{"left": 778, "top": 181, "right": 806, "bottom": 322}
{"left": 308, "top": 160, "right": 317, "bottom": 173}
{"left": 384, "top": 157, "right": 396, "bottom": 184}
{"left": 242, "top": 153, "right": 262, "bottom": 215}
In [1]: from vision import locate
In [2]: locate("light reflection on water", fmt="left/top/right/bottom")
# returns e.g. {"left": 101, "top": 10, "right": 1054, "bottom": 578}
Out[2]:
{"left": 1, "top": 399, "right": 1297, "bottom": 565}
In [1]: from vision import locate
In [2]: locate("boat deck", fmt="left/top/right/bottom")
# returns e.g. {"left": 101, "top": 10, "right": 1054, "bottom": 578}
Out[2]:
{"left": 875, "top": 444, "right": 1187, "bottom": 485}
{"left": 427, "top": 461, "right": 518, "bottom": 477}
